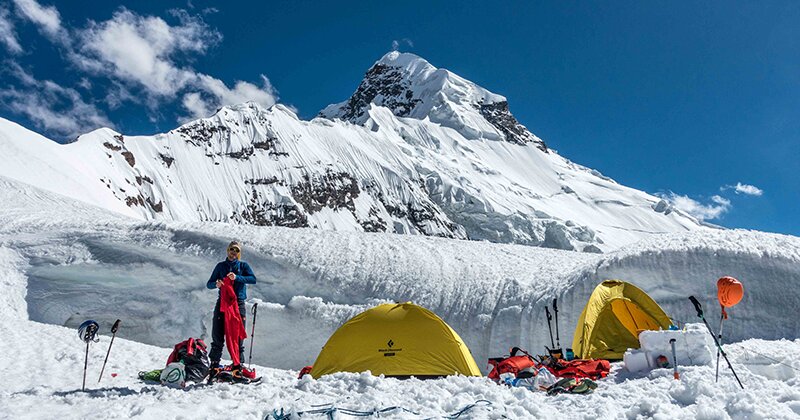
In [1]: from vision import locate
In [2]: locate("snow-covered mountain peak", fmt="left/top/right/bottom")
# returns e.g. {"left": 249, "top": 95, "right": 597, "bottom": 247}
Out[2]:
{"left": 320, "top": 52, "right": 547, "bottom": 150}
{"left": 0, "top": 51, "right": 712, "bottom": 252}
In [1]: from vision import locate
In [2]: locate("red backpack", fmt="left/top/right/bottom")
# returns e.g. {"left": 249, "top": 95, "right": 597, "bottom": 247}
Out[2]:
{"left": 487, "top": 347, "right": 538, "bottom": 381}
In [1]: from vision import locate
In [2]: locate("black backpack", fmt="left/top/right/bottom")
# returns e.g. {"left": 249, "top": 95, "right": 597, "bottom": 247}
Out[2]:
{"left": 166, "top": 338, "right": 210, "bottom": 382}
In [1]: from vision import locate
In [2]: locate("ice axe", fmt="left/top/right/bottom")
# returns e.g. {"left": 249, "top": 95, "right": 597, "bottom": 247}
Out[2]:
{"left": 98, "top": 319, "right": 121, "bottom": 383}
{"left": 689, "top": 296, "right": 744, "bottom": 389}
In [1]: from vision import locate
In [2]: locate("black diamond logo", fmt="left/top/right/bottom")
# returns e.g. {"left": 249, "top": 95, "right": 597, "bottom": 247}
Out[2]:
{"left": 387, "top": 339, "right": 394, "bottom": 348}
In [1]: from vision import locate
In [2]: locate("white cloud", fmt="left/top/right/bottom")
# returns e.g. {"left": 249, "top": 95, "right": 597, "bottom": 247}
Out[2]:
{"left": 74, "top": 8, "right": 277, "bottom": 118}
{"left": 12, "top": 0, "right": 65, "bottom": 42}
{"left": 3, "top": 2, "right": 281, "bottom": 134}
{"left": 657, "top": 191, "right": 731, "bottom": 221}
{"left": 0, "top": 62, "right": 113, "bottom": 139}
{"left": 180, "top": 74, "right": 277, "bottom": 118}
{"left": 77, "top": 8, "right": 217, "bottom": 97}
{"left": 0, "top": 7, "right": 22, "bottom": 53}
{"left": 723, "top": 182, "right": 764, "bottom": 196}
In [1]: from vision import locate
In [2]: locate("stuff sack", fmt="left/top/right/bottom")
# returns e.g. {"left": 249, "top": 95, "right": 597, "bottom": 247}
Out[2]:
{"left": 488, "top": 347, "right": 538, "bottom": 382}
{"left": 166, "top": 338, "right": 210, "bottom": 382}
{"left": 545, "top": 358, "right": 610, "bottom": 380}
{"left": 161, "top": 362, "right": 187, "bottom": 388}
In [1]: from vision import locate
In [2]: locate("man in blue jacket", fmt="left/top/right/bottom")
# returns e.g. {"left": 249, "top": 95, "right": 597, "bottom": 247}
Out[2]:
{"left": 206, "top": 240, "right": 257, "bottom": 374}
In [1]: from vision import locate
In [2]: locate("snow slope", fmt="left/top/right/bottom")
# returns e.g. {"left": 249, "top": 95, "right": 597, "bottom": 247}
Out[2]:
{"left": 0, "top": 52, "right": 707, "bottom": 253}
{"left": 2, "top": 177, "right": 800, "bottom": 418}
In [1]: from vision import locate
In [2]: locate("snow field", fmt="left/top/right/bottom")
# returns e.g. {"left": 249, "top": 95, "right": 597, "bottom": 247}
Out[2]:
{"left": 2, "top": 177, "right": 800, "bottom": 418}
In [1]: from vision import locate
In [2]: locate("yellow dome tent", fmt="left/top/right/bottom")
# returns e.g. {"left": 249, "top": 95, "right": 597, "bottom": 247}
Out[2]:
{"left": 309, "top": 302, "right": 481, "bottom": 379}
{"left": 572, "top": 280, "right": 672, "bottom": 360}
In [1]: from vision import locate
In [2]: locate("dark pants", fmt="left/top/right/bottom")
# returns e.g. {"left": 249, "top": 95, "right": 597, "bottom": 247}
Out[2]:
{"left": 209, "top": 298, "right": 246, "bottom": 365}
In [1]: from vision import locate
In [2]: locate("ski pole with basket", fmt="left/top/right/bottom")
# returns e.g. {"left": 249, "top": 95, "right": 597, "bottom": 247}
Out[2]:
{"left": 98, "top": 319, "right": 121, "bottom": 383}
{"left": 688, "top": 296, "right": 744, "bottom": 389}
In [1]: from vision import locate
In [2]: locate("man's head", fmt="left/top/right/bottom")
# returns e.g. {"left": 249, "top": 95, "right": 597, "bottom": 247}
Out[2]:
{"left": 227, "top": 241, "right": 241, "bottom": 260}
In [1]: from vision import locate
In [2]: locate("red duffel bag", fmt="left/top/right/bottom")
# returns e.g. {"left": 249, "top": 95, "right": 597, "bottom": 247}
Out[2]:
{"left": 488, "top": 347, "right": 538, "bottom": 382}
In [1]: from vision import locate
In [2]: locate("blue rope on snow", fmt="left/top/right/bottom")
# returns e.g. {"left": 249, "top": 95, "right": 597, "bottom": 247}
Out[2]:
{"left": 270, "top": 399, "right": 493, "bottom": 419}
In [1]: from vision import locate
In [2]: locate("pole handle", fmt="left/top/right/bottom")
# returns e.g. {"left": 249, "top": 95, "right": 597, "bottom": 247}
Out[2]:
{"left": 545, "top": 307, "right": 552, "bottom": 321}
{"left": 111, "top": 319, "right": 121, "bottom": 334}
{"left": 552, "top": 298, "right": 558, "bottom": 312}
{"left": 688, "top": 296, "right": 703, "bottom": 317}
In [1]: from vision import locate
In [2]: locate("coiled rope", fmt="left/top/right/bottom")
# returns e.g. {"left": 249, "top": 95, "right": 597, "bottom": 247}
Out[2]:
{"left": 270, "top": 399, "right": 493, "bottom": 419}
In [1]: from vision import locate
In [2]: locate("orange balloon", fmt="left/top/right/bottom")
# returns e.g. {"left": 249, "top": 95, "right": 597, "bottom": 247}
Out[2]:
{"left": 717, "top": 276, "right": 744, "bottom": 307}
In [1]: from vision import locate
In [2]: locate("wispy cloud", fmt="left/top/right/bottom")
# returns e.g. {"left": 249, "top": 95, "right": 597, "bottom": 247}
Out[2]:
{"left": 391, "top": 38, "right": 414, "bottom": 51}
{"left": 0, "top": 61, "right": 113, "bottom": 139}
{"left": 0, "top": 7, "right": 22, "bottom": 53}
{"left": 12, "top": 0, "right": 67, "bottom": 43}
{"left": 722, "top": 182, "right": 764, "bottom": 196}
{"left": 656, "top": 191, "right": 731, "bottom": 221}
{"left": 3, "top": 1, "right": 281, "bottom": 138}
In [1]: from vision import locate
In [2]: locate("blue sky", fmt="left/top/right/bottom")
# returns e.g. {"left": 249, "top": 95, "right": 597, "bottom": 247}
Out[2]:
{"left": 1, "top": 1, "right": 798, "bottom": 236}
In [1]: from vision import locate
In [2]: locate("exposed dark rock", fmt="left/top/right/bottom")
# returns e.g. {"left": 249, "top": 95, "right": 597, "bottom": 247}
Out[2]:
{"left": 121, "top": 151, "right": 135, "bottom": 167}
{"left": 103, "top": 142, "right": 122, "bottom": 151}
{"left": 359, "top": 207, "right": 387, "bottom": 233}
{"left": 114, "top": 134, "right": 124, "bottom": 143}
{"left": 146, "top": 197, "right": 163, "bottom": 213}
{"left": 381, "top": 197, "right": 460, "bottom": 239}
{"left": 245, "top": 177, "right": 281, "bottom": 186}
{"left": 478, "top": 101, "right": 547, "bottom": 151}
{"left": 125, "top": 195, "right": 145, "bottom": 207}
{"left": 239, "top": 189, "right": 308, "bottom": 228}
{"left": 159, "top": 154, "right": 174, "bottom": 168}
{"left": 253, "top": 137, "right": 276, "bottom": 150}
{"left": 291, "top": 171, "right": 360, "bottom": 214}
{"left": 227, "top": 146, "right": 255, "bottom": 160}
{"left": 326, "top": 64, "right": 421, "bottom": 122}
{"left": 176, "top": 120, "right": 229, "bottom": 145}
{"left": 135, "top": 175, "right": 153, "bottom": 185}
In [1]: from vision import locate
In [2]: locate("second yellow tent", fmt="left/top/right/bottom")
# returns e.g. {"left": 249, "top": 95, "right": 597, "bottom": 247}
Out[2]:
{"left": 572, "top": 280, "right": 672, "bottom": 360}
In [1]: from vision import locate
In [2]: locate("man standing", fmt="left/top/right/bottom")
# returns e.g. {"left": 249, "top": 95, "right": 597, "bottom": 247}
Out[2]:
{"left": 206, "top": 240, "right": 257, "bottom": 380}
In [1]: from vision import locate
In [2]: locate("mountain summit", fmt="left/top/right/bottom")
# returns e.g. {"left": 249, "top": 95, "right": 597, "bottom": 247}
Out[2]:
{"left": 320, "top": 52, "right": 546, "bottom": 150}
{"left": 0, "top": 52, "right": 705, "bottom": 252}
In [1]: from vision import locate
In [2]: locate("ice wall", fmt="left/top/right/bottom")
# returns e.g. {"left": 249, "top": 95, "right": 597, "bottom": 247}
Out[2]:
{"left": 4, "top": 177, "right": 800, "bottom": 374}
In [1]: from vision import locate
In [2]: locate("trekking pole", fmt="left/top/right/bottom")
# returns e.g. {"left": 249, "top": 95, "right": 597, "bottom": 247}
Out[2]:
{"left": 78, "top": 320, "right": 99, "bottom": 391}
{"left": 98, "top": 319, "right": 121, "bottom": 383}
{"left": 688, "top": 296, "right": 744, "bottom": 389}
{"left": 248, "top": 302, "right": 258, "bottom": 369}
{"left": 670, "top": 338, "right": 679, "bottom": 380}
{"left": 553, "top": 298, "right": 560, "bottom": 349}
{"left": 715, "top": 307, "right": 725, "bottom": 383}
{"left": 545, "top": 307, "right": 555, "bottom": 349}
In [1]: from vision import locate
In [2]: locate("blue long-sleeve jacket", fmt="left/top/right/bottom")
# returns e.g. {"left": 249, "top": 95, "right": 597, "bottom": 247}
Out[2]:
{"left": 206, "top": 259, "right": 257, "bottom": 299}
